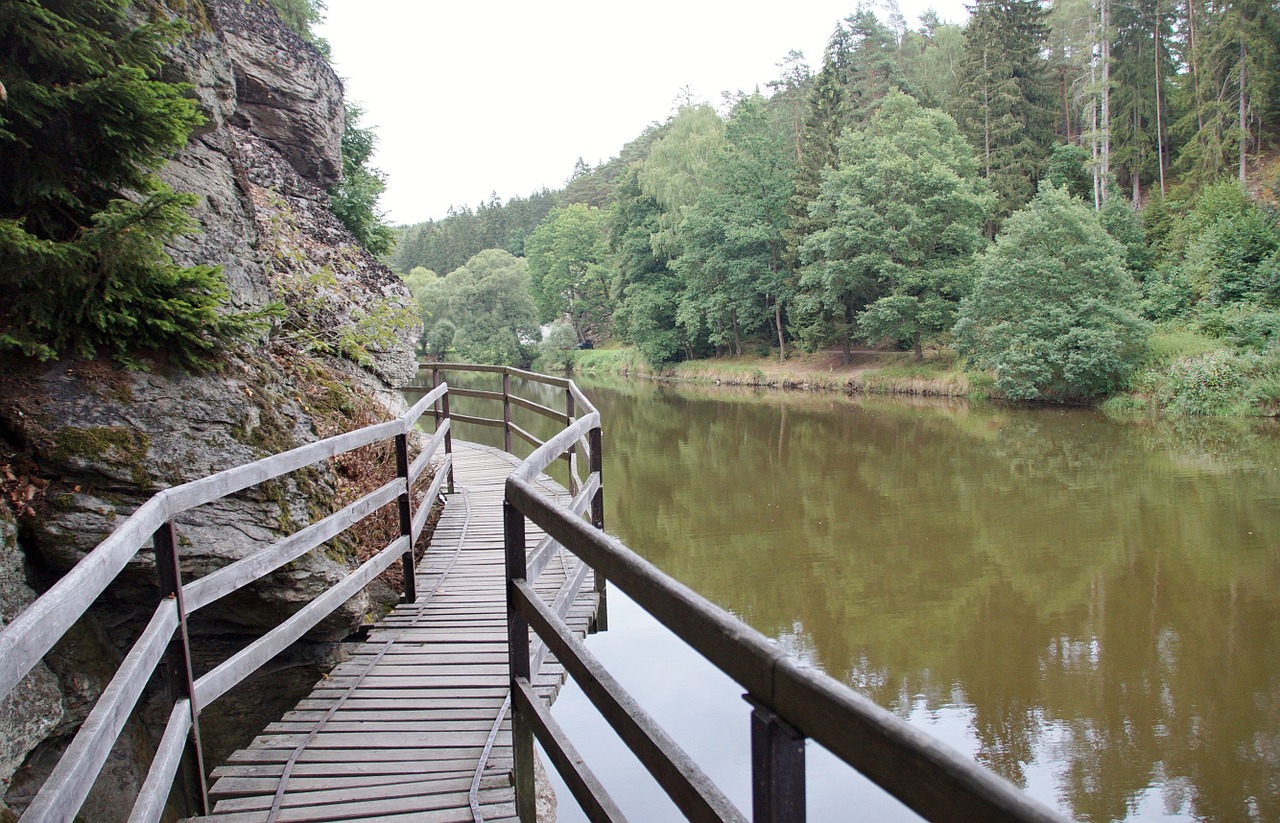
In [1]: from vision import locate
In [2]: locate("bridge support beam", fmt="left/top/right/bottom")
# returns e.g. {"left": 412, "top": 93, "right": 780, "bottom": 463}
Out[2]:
{"left": 747, "top": 697, "right": 806, "bottom": 823}
{"left": 588, "top": 425, "right": 607, "bottom": 633}
{"left": 154, "top": 521, "right": 210, "bottom": 817}
{"left": 505, "top": 499, "right": 537, "bottom": 823}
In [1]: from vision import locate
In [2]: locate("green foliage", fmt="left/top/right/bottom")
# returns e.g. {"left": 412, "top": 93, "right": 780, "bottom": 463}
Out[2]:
{"left": 1098, "top": 195, "right": 1153, "bottom": 275}
{"left": 1145, "top": 182, "right": 1280, "bottom": 320}
{"left": 390, "top": 189, "right": 563, "bottom": 276}
{"left": 525, "top": 204, "right": 615, "bottom": 340}
{"left": 416, "top": 249, "right": 538, "bottom": 366}
{"left": 952, "top": 0, "right": 1057, "bottom": 221}
{"left": 897, "top": 18, "right": 966, "bottom": 111}
{"left": 423, "top": 318, "right": 455, "bottom": 359}
{"left": 637, "top": 104, "right": 727, "bottom": 258}
{"left": 1194, "top": 303, "right": 1280, "bottom": 350}
{"left": 329, "top": 105, "right": 394, "bottom": 256}
{"left": 1158, "top": 350, "right": 1261, "bottom": 415}
{"left": 1043, "top": 143, "right": 1093, "bottom": 202}
{"left": 400, "top": 266, "right": 437, "bottom": 306}
{"left": 0, "top": 0, "right": 246, "bottom": 368}
{"left": 534, "top": 320, "right": 579, "bottom": 374}
{"left": 799, "top": 91, "right": 992, "bottom": 359}
{"left": 610, "top": 168, "right": 686, "bottom": 366}
{"left": 267, "top": 0, "right": 325, "bottom": 43}
{"left": 268, "top": 259, "right": 417, "bottom": 367}
{"left": 956, "top": 185, "right": 1149, "bottom": 401}
{"left": 674, "top": 94, "right": 795, "bottom": 356}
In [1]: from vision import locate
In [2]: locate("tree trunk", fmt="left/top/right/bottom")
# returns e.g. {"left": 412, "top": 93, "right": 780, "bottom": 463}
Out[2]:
{"left": 913, "top": 332, "right": 923, "bottom": 363}
{"left": 1059, "top": 65, "right": 1072, "bottom": 140}
{"left": 774, "top": 303, "right": 786, "bottom": 361}
{"left": 1090, "top": 22, "right": 1101, "bottom": 212}
{"left": 982, "top": 48, "right": 992, "bottom": 177}
{"left": 1154, "top": 2, "right": 1166, "bottom": 196}
{"left": 1100, "top": 0, "right": 1111, "bottom": 203}
{"left": 1239, "top": 40, "right": 1248, "bottom": 183}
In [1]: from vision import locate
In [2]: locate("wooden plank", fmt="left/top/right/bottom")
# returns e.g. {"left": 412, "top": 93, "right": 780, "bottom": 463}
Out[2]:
{"left": 507, "top": 394, "right": 568, "bottom": 424}
{"left": 193, "top": 441, "right": 598, "bottom": 823}
{"left": 195, "top": 536, "right": 408, "bottom": 707}
{"left": 184, "top": 479, "right": 401, "bottom": 613}
{"left": 211, "top": 760, "right": 504, "bottom": 780}
{"left": 128, "top": 701, "right": 193, "bottom": 823}
{"left": 0, "top": 493, "right": 164, "bottom": 702}
{"left": 514, "top": 578, "right": 744, "bottom": 823}
{"left": 22, "top": 601, "right": 178, "bottom": 823}
{"left": 513, "top": 677, "right": 626, "bottom": 822}
{"left": 212, "top": 776, "right": 476, "bottom": 812}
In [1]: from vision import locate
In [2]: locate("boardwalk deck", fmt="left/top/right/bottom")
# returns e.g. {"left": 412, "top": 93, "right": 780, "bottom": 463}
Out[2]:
{"left": 188, "top": 442, "right": 598, "bottom": 823}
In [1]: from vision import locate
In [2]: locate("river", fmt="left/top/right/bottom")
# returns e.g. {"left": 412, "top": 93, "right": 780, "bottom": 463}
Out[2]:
{"left": 431, "top": 373, "right": 1280, "bottom": 822}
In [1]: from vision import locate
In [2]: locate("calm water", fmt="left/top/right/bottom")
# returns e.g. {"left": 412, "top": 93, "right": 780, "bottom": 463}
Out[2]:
{"left": 425, "top": 374, "right": 1280, "bottom": 822}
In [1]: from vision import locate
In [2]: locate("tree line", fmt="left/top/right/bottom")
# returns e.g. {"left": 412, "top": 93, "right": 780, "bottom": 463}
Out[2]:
{"left": 399, "top": 0, "right": 1280, "bottom": 405}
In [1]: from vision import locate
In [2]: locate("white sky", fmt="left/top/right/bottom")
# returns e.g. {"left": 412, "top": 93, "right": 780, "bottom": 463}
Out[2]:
{"left": 317, "top": 0, "right": 970, "bottom": 226}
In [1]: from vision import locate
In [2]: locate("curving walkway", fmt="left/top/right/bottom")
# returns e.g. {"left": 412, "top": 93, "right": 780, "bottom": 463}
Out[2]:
{"left": 187, "top": 442, "right": 598, "bottom": 823}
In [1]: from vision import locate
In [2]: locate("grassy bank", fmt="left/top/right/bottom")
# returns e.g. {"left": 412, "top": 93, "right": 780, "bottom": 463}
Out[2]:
{"left": 571, "top": 346, "right": 977, "bottom": 398}
{"left": 569, "top": 338, "right": 1280, "bottom": 417}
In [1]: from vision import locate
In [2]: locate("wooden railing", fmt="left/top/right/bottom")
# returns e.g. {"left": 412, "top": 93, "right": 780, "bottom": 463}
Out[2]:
{"left": 0, "top": 383, "right": 453, "bottom": 823}
{"left": 407, "top": 364, "right": 607, "bottom": 627}
{"left": 502, "top": 379, "right": 1072, "bottom": 822}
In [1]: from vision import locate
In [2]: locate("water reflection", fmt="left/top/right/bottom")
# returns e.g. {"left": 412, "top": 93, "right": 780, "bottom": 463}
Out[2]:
{"left": 559, "top": 377, "right": 1280, "bottom": 822}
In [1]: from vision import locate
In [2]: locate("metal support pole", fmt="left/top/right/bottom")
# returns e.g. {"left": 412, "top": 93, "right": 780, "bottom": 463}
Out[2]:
{"left": 747, "top": 697, "right": 806, "bottom": 823}
{"left": 504, "top": 500, "right": 536, "bottom": 823}
{"left": 395, "top": 432, "right": 416, "bottom": 603}
{"left": 588, "top": 425, "right": 607, "bottom": 632}
{"left": 502, "top": 371, "right": 513, "bottom": 454}
{"left": 154, "top": 521, "right": 209, "bottom": 816}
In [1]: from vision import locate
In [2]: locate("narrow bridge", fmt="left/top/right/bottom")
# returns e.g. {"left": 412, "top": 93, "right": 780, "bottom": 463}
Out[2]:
{"left": 0, "top": 365, "right": 1069, "bottom": 823}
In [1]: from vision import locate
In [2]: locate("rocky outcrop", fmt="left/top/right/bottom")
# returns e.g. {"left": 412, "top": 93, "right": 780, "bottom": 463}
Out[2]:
{"left": 0, "top": 0, "right": 421, "bottom": 819}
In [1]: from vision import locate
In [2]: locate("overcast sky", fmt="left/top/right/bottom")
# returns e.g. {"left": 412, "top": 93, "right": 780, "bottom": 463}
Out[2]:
{"left": 317, "top": 1, "right": 971, "bottom": 226}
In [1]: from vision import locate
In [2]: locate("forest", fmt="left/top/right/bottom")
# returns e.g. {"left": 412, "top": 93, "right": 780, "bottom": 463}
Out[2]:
{"left": 392, "top": 0, "right": 1280, "bottom": 412}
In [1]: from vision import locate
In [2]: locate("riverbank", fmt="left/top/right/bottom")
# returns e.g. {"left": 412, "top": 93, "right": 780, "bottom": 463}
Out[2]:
{"left": 567, "top": 332, "right": 1280, "bottom": 417}
{"left": 572, "top": 346, "right": 979, "bottom": 398}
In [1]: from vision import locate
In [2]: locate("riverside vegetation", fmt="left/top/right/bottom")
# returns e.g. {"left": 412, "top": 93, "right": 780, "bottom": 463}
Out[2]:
{"left": 395, "top": 1, "right": 1280, "bottom": 416}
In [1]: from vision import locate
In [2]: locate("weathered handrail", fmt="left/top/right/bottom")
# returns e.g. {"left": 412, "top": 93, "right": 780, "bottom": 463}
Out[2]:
{"left": 503, "top": 382, "right": 1071, "bottom": 821}
{"left": 0, "top": 383, "right": 452, "bottom": 823}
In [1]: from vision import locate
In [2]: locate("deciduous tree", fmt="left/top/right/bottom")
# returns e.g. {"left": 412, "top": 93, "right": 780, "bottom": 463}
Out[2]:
{"left": 955, "top": 184, "right": 1148, "bottom": 400}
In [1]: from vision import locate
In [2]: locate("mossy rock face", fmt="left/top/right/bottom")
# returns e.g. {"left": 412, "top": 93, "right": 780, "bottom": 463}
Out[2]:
{"left": 50, "top": 426, "right": 154, "bottom": 489}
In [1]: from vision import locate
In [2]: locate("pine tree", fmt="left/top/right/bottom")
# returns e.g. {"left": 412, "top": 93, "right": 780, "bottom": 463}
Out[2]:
{"left": 1171, "top": 0, "right": 1280, "bottom": 188}
{"left": 953, "top": 0, "right": 1057, "bottom": 221}
{"left": 1109, "top": 0, "right": 1176, "bottom": 200}
{"left": 0, "top": 0, "right": 244, "bottom": 367}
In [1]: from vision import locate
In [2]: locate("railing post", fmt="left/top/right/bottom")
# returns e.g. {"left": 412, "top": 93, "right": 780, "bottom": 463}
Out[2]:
{"left": 395, "top": 432, "right": 416, "bottom": 603}
{"left": 747, "top": 698, "right": 806, "bottom": 823}
{"left": 588, "top": 424, "right": 607, "bottom": 632}
{"left": 566, "top": 390, "right": 579, "bottom": 496}
{"left": 153, "top": 520, "right": 209, "bottom": 816}
{"left": 435, "top": 367, "right": 454, "bottom": 493}
{"left": 504, "top": 499, "right": 536, "bottom": 823}
{"left": 502, "top": 370, "right": 513, "bottom": 454}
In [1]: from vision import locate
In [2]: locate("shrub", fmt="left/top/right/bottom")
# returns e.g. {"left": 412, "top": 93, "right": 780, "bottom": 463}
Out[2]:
{"left": 955, "top": 185, "right": 1148, "bottom": 401}
{"left": 1159, "top": 350, "right": 1259, "bottom": 415}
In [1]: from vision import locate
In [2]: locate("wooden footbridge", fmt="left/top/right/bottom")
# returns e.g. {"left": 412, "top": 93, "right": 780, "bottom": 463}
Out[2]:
{"left": 0, "top": 365, "right": 1068, "bottom": 823}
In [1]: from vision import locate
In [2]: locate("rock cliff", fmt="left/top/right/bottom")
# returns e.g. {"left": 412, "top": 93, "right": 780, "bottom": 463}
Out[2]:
{"left": 0, "top": 1, "right": 421, "bottom": 818}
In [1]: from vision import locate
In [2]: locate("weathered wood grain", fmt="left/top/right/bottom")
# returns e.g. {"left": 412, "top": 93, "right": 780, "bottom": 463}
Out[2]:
{"left": 194, "top": 442, "right": 598, "bottom": 823}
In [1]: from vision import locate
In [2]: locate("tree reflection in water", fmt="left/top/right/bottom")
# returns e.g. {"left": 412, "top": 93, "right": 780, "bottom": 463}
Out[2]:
{"left": 557, "top": 377, "right": 1280, "bottom": 823}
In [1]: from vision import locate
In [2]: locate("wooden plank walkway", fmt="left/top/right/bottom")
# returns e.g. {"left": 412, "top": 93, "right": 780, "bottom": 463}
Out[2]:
{"left": 188, "top": 442, "right": 598, "bottom": 823}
